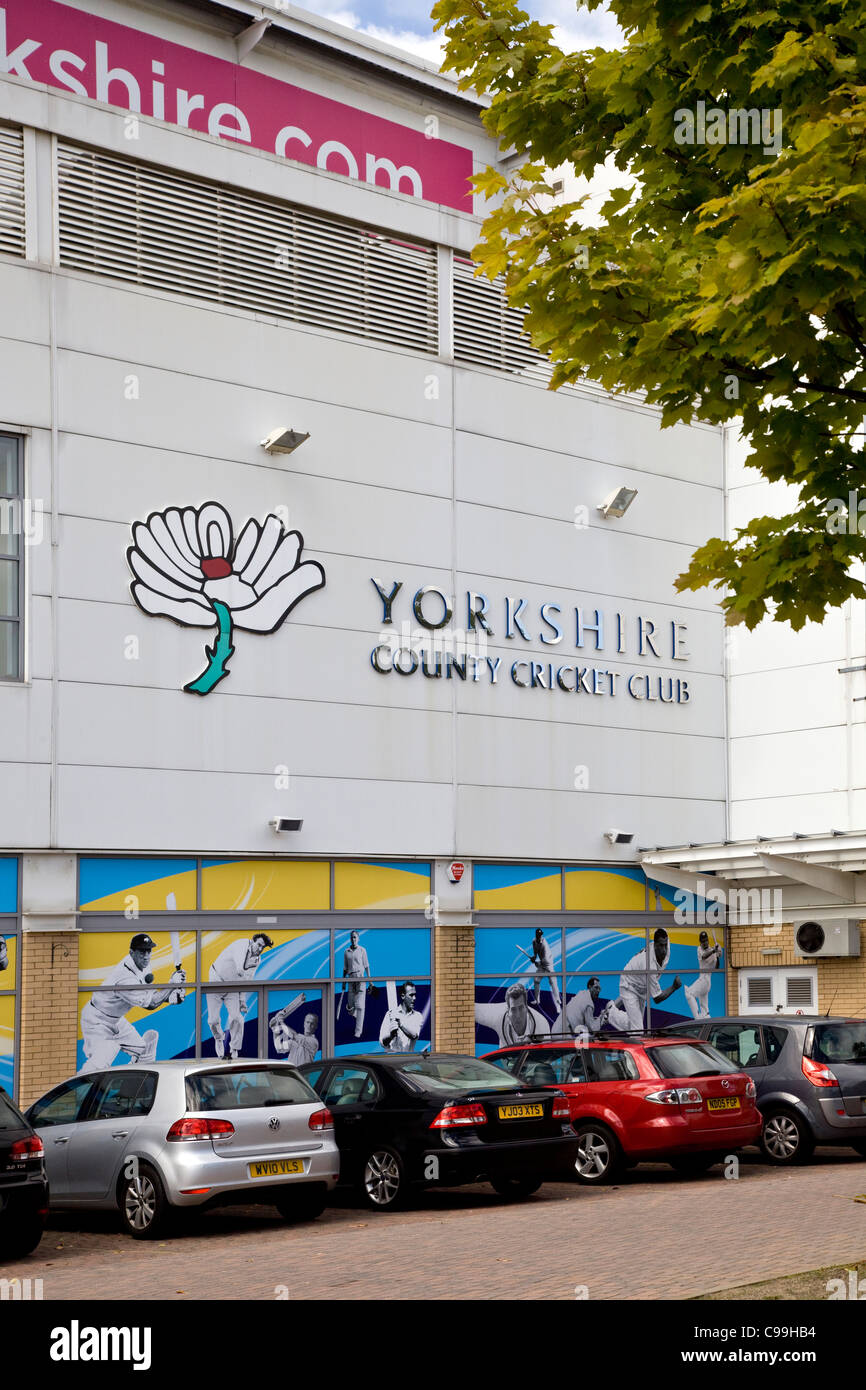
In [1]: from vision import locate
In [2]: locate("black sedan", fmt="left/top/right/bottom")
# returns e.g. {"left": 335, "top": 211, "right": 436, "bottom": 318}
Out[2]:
{"left": 298, "top": 1052, "right": 578, "bottom": 1210}
{"left": 0, "top": 1086, "right": 49, "bottom": 1259}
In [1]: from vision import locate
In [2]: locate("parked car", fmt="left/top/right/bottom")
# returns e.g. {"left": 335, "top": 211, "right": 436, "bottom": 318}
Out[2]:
{"left": 25, "top": 1061, "right": 339, "bottom": 1239}
{"left": 0, "top": 1085, "right": 49, "bottom": 1259}
{"left": 297, "top": 1052, "right": 578, "bottom": 1209}
{"left": 482, "top": 1034, "right": 761, "bottom": 1183}
{"left": 666, "top": 1015, "right": 866, "bottom": 1165}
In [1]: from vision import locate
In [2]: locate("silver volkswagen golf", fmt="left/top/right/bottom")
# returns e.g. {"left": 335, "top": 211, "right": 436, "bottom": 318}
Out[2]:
{"left": 26, "top": 1061, "right": 340, "bottom": 1238}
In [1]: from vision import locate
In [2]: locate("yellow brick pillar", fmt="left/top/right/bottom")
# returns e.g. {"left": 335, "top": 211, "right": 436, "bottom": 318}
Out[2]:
{"left": 18, "top": 931, "right": 79, "bottom": 1107}
{"left": 434, "top": 922, "right": 474, "bottom": 1053}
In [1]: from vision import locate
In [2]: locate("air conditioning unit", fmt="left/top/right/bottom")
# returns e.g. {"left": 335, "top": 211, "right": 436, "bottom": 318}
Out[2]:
{"left": 794, "top": 919, "right": 861, "bottom": 958}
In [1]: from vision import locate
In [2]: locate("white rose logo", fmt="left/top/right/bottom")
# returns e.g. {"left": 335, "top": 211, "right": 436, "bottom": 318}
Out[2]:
{"left": 127, "top": 502, "right": 326, "bottom": 694}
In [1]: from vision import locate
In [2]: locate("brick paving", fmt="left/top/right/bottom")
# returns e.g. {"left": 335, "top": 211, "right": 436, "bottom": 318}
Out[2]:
{"left": 3, "top": 1150, "right": 866, "bottom": 1301}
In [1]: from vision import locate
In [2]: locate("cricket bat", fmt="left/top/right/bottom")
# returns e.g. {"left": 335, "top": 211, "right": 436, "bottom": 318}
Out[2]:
{"left": 386, "top": 979, "right": 398, "bottom": 1015}
{"left": 514, "top": 943, "right": 534, "bottom": 961}
{"left": 337, "top": 989, "right": 344, "bottom": 1018}
{"left": 169, "top": 924, "right": 186, "bottom": 1002}
{"left": 271, "top": 992, "right": 305, "bottom": 1027}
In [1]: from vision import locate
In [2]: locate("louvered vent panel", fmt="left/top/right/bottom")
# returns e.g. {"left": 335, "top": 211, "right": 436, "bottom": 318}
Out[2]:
{"left": 0, "top": 125, "right": 26, "bottom": 259}
{"left": 786, "top": 975, "right": 814, "bottom": 1008}
{"left": 57, "top": 142, "right": 439, "bottom": 353}
{"left": 746, "top": 976, "right": 773, "bottom": 1007}
{"left": 453, "top": 256, "right": 551, "bottom": 384}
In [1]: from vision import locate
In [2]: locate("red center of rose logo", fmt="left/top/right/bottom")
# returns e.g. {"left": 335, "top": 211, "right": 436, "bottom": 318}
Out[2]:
{"left": 201, "top": 557, "right": 232, "bottom": 579}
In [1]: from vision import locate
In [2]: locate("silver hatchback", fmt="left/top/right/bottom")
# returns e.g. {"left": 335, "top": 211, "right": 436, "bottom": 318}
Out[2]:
{"left": 26, "top": 1061, "right": 339, "bottom": 1238}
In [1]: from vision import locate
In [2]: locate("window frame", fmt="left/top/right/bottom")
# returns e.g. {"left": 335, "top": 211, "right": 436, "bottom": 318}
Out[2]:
{"left": 0, "top": 430, "right": 25, "bottom": 682}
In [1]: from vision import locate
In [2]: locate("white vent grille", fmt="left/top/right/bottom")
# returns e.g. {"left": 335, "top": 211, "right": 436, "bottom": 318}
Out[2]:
{"left": 56, "top": 142, "right": 439, "bottom": 354}
{"left": 785, "top": 975, "right": 815, "bottom": 1008}
{"left": 453, "top": 256, "right": 551, "bottom": 384}
{"left": 0, "top": 125, "right": 26, "bottom": 259}
{"left": 746, "top": 976, "right": 773, "bottom": 1007}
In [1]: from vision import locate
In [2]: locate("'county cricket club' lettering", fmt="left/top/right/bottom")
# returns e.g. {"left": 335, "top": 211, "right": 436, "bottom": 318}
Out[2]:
{"left": 0, "top": 0, "right": 473, "bottom": 210}
{"left": 369, "top": 580, "right": 693, "bottom": 704}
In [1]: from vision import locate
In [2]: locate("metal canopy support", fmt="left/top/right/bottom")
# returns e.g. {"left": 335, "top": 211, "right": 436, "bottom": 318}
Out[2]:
{"left": 640, "top": 864, "right": 732, "bottom": 902}
{"left": 756, "top": 852, "right": 866, "bottom": 903}
{"left": 235, "top": 17, "right": 272, "bottom": 62}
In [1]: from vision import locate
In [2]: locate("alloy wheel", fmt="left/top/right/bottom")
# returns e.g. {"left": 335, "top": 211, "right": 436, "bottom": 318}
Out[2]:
{"left": 763, "top": 1114, "right": 800, "bottom": 1160}
{"left": 124, "top": 1175, "right": 156, "bottom": 1231}
{"left": 576, "top": 1130, "right": 610, "bottom": 1179}
{"left": 363, "top": 1151, "right": 401, "bottom": 1206}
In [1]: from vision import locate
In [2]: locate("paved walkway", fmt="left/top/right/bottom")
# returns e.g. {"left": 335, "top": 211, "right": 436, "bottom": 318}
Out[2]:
{"left": 4, "top": 1150, "right": 865, "bottom": 1301}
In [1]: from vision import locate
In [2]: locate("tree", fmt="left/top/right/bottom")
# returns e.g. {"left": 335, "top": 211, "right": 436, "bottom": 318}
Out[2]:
{"left": 432, "top": 0, "right": 866, "bottom": 628}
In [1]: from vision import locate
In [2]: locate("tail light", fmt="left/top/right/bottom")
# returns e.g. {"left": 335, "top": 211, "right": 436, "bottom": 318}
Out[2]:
{"left": 10, "top": 1135, "right": 43, "bottom": 1158}
{"left": 166, "top": 1117, "right": 235, "bottom": 1141}
{"left": 551, "top": 1096, "right": 570, "bottom": 1120}
{"left": 645, "top": 1088, "right": 702, "bottom": 1105}
{"left": 430, "top": 1103, "right": 488, "bottom": 1129}
{"left": 308, "top": 1107, "right": 334, "bottom": 1131}
{"left": 802, "top": 1056, "right": 838, "bottom": 1089}
{"left": 745, "top": 1079, "right": 757, "bottom": 1100}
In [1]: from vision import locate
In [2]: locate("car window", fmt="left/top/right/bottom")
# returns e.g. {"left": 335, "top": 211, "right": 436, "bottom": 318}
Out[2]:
{"left": 762, "top": 1026, "right": 788, "bottom": 1064}
{"left": 584, "top": 1049, "right": 640, "bottom": 1082}
{"left": 811, "top": 1023, "right": 866, "bottom": 1065}
{"left": 321, "top": 1065, "right": 380, "bottom": 1107}
{"left": 645, "top": 1043, "right": 739, "bottom": 1079}
{"left": 28, "top": 1077, "right": 97, "bottom": 1128}
{"left": 186, "top": 1067, "right": 319, "bottom": 1111}
{"left": 301, "top": 1065, "right": 327, "bottom": 1094}
{"left": 487, "top": 1051, "right": 525, "bottom": 1075}
{"left": 707, "top": 1024, "right": 764, "bottom": 1068}
{"left": 90, "top": 1071, "right": 157, "bottom": 1121}
{"left": 396, "top": 1057, "right": 521, "bottom": 1094}
{"left": 521, "top": 1049, "right": 581, "bottom": 1085}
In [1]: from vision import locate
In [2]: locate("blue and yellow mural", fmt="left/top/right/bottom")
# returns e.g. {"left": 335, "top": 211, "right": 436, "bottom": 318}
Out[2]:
{"left": 201, "top": 860, "right": 329, "bottom": 911}
{"left": 79, "top": 858, "right": 197, "bottom": 912}
{"left": 334, "top": 861, "right": 430, "bottom": 910}
{"left": 474, "top": 864, "right": 561, "bottom": 911}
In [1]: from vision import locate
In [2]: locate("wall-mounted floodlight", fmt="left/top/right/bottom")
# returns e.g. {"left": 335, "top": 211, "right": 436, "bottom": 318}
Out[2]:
{"left": 269, "top": 817, "right": 304, "bottom": 832}
{"left": 261, "top": 428, "right": 311, "bottom": 455}
{"left": 605, "top": 830, "right": 634, "bottom": 845}
{"left": 598, "top": 486, "right": 638, "bottom": 519}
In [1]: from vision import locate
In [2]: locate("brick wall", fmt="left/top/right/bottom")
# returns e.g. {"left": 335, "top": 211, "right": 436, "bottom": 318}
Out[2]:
{"left": 18, "top": 932, "right": 79, "bottom": 1107}
{"left": 434, "top": 923, "right": 474, "bottom": 1052}
{"left": 728, "top": 920, "right": 866, "bottom": 1015}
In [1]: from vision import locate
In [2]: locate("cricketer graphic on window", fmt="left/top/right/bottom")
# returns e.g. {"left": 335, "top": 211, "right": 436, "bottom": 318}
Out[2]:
{"left": 76, "top": 932, "right": 189, "bottom": 1074}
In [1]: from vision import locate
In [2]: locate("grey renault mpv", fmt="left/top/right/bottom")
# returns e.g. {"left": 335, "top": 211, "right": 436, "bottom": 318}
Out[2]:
{"left": 667, "top": 1016, "right": 866, "bottom": 1164}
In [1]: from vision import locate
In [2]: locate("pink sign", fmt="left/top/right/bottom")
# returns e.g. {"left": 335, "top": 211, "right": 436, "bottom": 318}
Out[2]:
{"left": 0, "top": 0, "right": 474, "bottom": 211}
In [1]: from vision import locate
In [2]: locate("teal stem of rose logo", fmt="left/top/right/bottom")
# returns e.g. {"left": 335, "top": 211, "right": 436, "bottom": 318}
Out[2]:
{"left": 126, "top": 503, "right": 326, "bottom": 695}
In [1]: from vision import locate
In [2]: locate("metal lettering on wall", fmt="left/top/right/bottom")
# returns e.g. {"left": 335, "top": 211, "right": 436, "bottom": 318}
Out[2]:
{"left": 369, "top": 579, "right": 693, "bottom": 704}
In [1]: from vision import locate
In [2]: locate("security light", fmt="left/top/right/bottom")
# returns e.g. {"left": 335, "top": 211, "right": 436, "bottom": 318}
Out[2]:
{"left": 605, "top": 830, "right": 634, "bottom": 845}
{"left": 598, "top": 486, "right": 638, "bottom": 519}
{"left": 269, "top": 817, "right": 304, "bottom": 832}
{"left": 261, "top": 428, "right": 311, "bottom": 455}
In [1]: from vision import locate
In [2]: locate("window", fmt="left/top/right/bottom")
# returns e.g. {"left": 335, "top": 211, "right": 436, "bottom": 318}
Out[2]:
{"left": 763, "top": 1025, "right": 788, "bottom": 1063}
{"left": 584, "top": 1049, "right": 639, "bottom": 1082}
{"left": 90, "top": 1071, "right": 157, "bottom": 1120}
{"left": 0, "top": 433, "right": 23, "bottom": 679}
{"left": 321, "top": 1065, "right": 380, "bottom": 1107}
{"left": 706, "top": 1024, "right": 763, "bottom": 1068}
{"left": 186, "top": 1067, "right": 317, "bottom": 1111}
{"left": 487, "top": 1050, "right": 525, "bottom": 1075}
{"left": 520, "top": 1049, "right": 584, "bottom": 1085}
{"left": 646, "top": 1043, "right": 738, "bottom": 1079}
{"left": 28, "top": 1077, "right": 96, "bottom": 1128}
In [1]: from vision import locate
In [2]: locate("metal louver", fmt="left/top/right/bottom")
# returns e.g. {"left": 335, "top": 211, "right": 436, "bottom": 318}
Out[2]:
{"left": 0, "top": 125, "right": 26, "bottom": 259}
{"left": 785, "top": 975, "right": 814, "bottom": 1009}
{"left": 452, "top": 255, "right": 551, "bottom": 384}
{"left": 56, "top": 142, "right": 439, "bottom": 354}
{"left": 746, "top": 976, "right": 773, "bottom": 1007}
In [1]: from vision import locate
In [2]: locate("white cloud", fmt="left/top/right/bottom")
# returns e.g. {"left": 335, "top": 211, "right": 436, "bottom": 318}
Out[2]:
{"left": 360, "top": 24, "right": 445, "bottom": 63}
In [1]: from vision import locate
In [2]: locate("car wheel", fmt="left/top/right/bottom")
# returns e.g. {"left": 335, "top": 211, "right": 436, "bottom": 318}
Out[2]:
{"left": 573, "top": 1123, "right": 622, "bottom": 1184}
{"left": 760, "top": 1109, "right": 815, "bottom": 1165}
{"left": 669, "top": 1152, "right": 723, "bottom": 1176}
{"left": 490, "top": 1176, "right": 543, "bottom": 1200}
{"left": 275, "top": 1187, "right": 327, "bottom": 1222}
{"left": 119, "top": 1162, "right": 174, "bottom": 1240}
{"left": 360, "top": 1147, "right": 408, "bottom": 1211}
{"left": 0, "top": 1215, "right": 44, "bottom": 1260}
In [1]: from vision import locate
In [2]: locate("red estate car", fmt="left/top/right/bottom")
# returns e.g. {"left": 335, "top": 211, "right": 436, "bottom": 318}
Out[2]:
{"left": 483, "top": 1034, "right": 762, "bottom": 1183}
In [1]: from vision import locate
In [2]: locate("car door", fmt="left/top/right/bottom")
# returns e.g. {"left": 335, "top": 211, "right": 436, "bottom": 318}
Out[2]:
{"left": 27, "top": 1076, "right": 101, "bottom": 1198}
{"left": 65, "top": 1071, "right": 158, "bottom": 1202}
{"left": 318, "top": 1064, "right": 382, "bottom": 1178}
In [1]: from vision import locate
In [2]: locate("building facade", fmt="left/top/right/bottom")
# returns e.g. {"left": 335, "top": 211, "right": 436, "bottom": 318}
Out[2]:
{"left": 1, "top": 0, "right": 736, "bottom": 1102}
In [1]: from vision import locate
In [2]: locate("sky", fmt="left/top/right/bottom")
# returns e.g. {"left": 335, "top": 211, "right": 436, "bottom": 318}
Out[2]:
{"left": 296, "top": 0, "right": 622, "bottom": 63}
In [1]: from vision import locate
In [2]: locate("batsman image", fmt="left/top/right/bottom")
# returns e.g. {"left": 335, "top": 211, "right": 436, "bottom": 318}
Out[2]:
{"left": 379, "top": 980, "right": 423, "bottom": 1053}
{"left": 684, "top": 930, "right": 722, "bottom": 1018}
{"left": 78, "top": 933, "right": 186, "bottom": 1075}
{"left": 341, "top": 929, "right": 372, "bottom": 1040}
{"left": 475, "top": 981, "right": 550, "bottom": 1046}
{"left": 269, "top": 994, "right": 320, "bottom": 1065}
{"left": 519, "top": 927, "right": 561, "bottom": 1013}
{"left": 207, "top": 931, "right": 273, "bottom": 1059}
